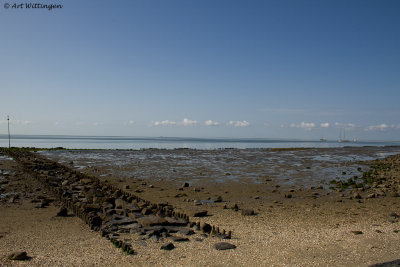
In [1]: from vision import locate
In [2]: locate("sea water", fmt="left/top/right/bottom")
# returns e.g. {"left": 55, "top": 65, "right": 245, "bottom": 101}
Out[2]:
{"left": 0, "top": 135, "right": 399, "bottom": 149}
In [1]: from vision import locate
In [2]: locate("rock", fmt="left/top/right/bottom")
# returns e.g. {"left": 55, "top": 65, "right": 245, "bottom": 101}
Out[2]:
{"left": 201, "top": 223, "right": 212, "bottom": 233}
{"left": 369, "top": 259, "right": 400, "bottom": 267}
{"left": 233, "top": 204, "right": 239, "bottom": 211}
{"left": 8, "top": 251, "right": 27, "bottom": 260}
{"left": 164, "top": 217, "right": 188, "bottom": 226}
{"left": 35, "top": 202, "right": 47, "bottom": 208}
{"left": 141, "top": 208, "right": 152, "bottom": 215}
{"left": 118, "top": 223, "right": 142, "bottom": 231}
{"left": 214, "top": 242, "right": 236, "bottom": 250}
{"left": 107, "top": 217, "right": 135, "bottom": 226}
{"left": 8, "top": 196, "right": 16, "bottom": 203}
{"left": 284, "top": 194, "right": 292, "bottom": 198}
{"left": 353, "top": 192, "right": 362, "bottom": 199}
{"left": 178, "top": 228, "right": 195, "bottom": 235}
{"left": 80, "top": 178, "right": 92, "bottom": 184}
{"left": 214, "top": 196, "right": 223, "bottom": 202}
{"left": 241, "top": 209, "right": 255, "bottom": 216}
{"left": 161, "top": 242, "right": 175, "bottom": 250}
{"left": 170, "top": 236, "right": 189, "bottom": 242}
{"left": 114, "top": 199, "right": 126, "bottom": 209}
{"left": 137, "top": 216, "right": 167, "bottom": 227}
{"left": 367, "top": 193, "right": 376, "bottom": 199}
{"left": 351, "top": 231, "right": 363, "bottom": 235}
{"left": 125, "top": 203, "right": 141, "bottom": 213}
{"left": 56, "top": 207, "right": 68, "bottom": 217}
{"left": 182, "top": 182, "right": 189, "bottom": 188}
{"left": 193, "top": 210, "right": 208, "bottom": 217}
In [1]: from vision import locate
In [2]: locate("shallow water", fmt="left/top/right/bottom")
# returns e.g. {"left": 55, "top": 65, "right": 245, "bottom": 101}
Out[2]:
{"left": 38, "top": 146, "right": 400, "bottom": 189}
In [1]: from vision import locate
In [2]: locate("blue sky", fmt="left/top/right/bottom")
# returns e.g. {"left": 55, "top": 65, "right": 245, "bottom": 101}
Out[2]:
{"left": 1, "top": 0, "right": 399, "bottom": 140}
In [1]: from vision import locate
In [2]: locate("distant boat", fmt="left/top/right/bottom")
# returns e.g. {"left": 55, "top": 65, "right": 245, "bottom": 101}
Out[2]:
{"left": 338, "top": 128, "right": 350, "bottom": 143}
{"left": 320, "top": 138, "right": 327, "bottom": 142}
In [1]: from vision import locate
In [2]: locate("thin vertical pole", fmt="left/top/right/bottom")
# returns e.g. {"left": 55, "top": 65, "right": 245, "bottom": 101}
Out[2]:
{"left": 7, "top": 115, "right": 10, "bottom": 148}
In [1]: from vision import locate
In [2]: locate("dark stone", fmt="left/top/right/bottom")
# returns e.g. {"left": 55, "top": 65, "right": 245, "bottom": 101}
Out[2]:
{"left": 369, "top": 259, "right": 400, "bottom": 267}
{"left": 193, "top": 210, "right": 208, "bottom": 217}
{"left": 56, "top": 207, "right": 68, "bottom": 217}
{"left": 125, "top": 203, "right": 141, "bottom": 213}
{"left": 106, "top": 217, "right": 135, "bottom": 226}
{"left": 351, "top": 231, "right": 363, "bottom": 235}
{"left": 84, "top": 204, "right": 101, "bottom": 213}
{"left": 241, "top": 209, "right": 255, "bottom": 216}
{"left": 178, "top": 228, "right": 195, "bottom": 235}
{"left": 8, "top": 251, "right": 28, "bottom": 260}
{"left": 201, "top": 223, "right": 212, "bottom": 233}
{"left": 137, "top": 216, "right": 167, "bottom": 227}
{"left": 35, "top": 202, "right": 47, "bottom": 208}
{"left": 170, "top": 236, "right": 189, "bottom": 242}
{"left": 182, "top": 182, "right": 189, "bottom": 187}
{"left": 164, "top": 217, "right": 188, "bottom": 226}
{"left": 161, "top": 242, "right": 175, "bottom": 250}
{"left": 141, "top": 208, "right": 152, "bottom": 215}
{"left": 115, "top": 198, "right": 126, "bottom": 209}
{"left": 118, "top": 223, "right": 142, "bottom": 231}
{"left": 214, "top": 242, "right": 236, "bottom": 250}
{"left": 214, "top": 196, "right": 223, "bottom": 202}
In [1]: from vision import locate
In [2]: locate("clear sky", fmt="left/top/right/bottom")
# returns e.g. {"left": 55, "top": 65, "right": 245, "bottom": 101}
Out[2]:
{"left": 1, "top": 0, "right": 399, "bottom": 140}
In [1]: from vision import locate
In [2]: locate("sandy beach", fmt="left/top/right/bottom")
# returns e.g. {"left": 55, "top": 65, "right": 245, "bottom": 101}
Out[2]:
{"left": 1, "top": 147, "right": 400, "bottom": 266}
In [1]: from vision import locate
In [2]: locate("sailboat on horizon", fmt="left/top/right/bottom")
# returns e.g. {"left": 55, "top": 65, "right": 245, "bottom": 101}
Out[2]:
{"left": 338, "top": 128, "right": 350, "bottom": 143}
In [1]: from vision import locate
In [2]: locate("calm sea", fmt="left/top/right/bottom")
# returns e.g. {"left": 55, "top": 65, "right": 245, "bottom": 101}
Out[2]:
{"left": 0, "top": 135, "right": 399, "bottom": 149}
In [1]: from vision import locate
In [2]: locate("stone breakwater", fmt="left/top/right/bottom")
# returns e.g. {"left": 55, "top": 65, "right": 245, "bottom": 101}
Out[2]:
{"left": 5, "top": 149, "right": 233, "bottom": 254}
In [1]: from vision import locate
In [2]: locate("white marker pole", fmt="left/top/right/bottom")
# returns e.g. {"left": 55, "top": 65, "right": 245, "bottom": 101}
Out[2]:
{"left": 7, "top": 115, "right": 10, "bottom": 148}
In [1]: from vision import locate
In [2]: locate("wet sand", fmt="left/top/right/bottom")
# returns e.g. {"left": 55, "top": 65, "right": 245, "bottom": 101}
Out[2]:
{"left": 1, "top": 147, "right": 400, "bottom": 266}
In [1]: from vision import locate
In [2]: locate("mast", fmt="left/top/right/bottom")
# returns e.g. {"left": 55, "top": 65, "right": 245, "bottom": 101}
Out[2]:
{"left": 7, "top": 115, "right": 10, "bottom": 148}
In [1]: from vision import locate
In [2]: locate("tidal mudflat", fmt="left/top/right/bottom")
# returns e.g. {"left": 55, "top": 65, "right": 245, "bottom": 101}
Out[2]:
{"left": 40, "top": 146, "right": 400, "bottom": 189}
